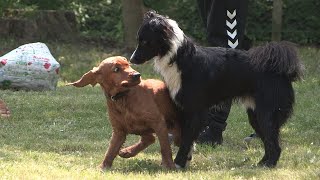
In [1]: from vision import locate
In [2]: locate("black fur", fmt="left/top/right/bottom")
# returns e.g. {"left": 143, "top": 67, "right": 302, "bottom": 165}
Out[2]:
{"left": 130, "top": 11, "right": 304, "bottom": 168}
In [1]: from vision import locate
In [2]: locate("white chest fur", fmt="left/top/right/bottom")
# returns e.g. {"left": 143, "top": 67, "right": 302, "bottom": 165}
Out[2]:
{"left": 154, "top": 57, "right": 181, "bottom": 100}
{"left": 153, "top": 18, "right": 185, "bottom": 101}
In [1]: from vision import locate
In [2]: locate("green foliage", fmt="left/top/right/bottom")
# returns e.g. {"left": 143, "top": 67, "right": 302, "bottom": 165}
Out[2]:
{"left": 144, "top": 0, "right": 320, "bottom": 45}
{"left": 0, "top": 0, "right": 19, "bottom": 16}
{"left": 20, "top": 0, "right": 68, "bottom": 10}
{"left": 282, "top": 0, "right": 320, "bottom": 44}
{"left": 0, "top": 0, "right": 65, "bottom": 16}
{"left": 71, "top": 0, "right": 123, "bottom": 41}
{"left": 246, "top": 0, "right": 320, "bottom": 44}
{"left": 246, "top": 0, "right": 273, "bottom": 42}
{"left": 0, "top": 0, "right": 319, "bottom": 44}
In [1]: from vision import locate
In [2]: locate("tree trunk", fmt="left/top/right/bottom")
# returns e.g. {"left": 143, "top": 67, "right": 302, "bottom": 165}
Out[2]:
{"left": 272, "top": 0, "right": 283, "bottom": 41}
{"left": 122, "top": 0, "right": 145, "bottom": 50}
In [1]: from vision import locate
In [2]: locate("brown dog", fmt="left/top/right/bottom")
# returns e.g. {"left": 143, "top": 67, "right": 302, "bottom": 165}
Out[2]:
{"left": 68, "top": 56, "right": 180, "bottom": 170}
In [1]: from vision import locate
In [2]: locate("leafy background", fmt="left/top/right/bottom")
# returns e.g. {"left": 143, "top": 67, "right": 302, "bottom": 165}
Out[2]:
{"left": 1, "top": 0, "right": 319, "bottom": 45}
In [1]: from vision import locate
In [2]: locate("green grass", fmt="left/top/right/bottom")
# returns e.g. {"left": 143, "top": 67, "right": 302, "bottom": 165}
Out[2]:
{"left": 0, "top": 43, "right": 319, "bottom": 179}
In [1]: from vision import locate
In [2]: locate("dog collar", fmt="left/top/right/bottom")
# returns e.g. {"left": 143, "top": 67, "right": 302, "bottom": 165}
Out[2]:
{"left": 107, "top": 90, "right": 130, "bottom": 101}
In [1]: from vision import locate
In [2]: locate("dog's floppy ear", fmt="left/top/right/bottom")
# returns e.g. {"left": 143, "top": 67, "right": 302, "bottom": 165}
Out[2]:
{"left": 67, "top": 67, "right": 99, "bottom": 87}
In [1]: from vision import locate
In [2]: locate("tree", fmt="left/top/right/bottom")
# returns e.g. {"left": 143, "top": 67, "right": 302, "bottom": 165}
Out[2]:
{"left": 122, "top": 0, "right": 145, "bottom": 50}
{"left": 272, "top": 0, "right": 283, "bottom": 41}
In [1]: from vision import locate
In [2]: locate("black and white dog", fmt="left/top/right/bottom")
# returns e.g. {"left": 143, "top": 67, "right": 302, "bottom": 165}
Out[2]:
{"left": 130, "top": 11, "right": 303, "bottom": 168}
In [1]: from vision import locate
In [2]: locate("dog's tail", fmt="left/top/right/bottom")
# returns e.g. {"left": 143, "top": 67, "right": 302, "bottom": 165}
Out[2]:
{"left": 249, "top": 41, "right": 304, "bottom": 82}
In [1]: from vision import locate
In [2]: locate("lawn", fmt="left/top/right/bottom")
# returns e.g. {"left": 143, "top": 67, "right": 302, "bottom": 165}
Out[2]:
{"left": 0, "top": 42, "right": 319, "bottom": 179}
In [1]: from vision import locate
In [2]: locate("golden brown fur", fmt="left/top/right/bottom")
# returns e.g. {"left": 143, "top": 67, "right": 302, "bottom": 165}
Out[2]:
{"left": 0, "top": 100, "right": 10, "bottom": 118}
{"left": 68, "top": 56, "right": 180, "bottom": 170}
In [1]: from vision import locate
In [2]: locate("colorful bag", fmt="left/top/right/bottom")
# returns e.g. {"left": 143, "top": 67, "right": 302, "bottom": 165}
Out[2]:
{"left": 0, "top": 42, "right": 60, "bottom": 91}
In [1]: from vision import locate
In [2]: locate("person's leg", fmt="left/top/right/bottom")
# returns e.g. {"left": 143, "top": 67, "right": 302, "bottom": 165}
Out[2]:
{"left": 197, "top": 100, "right": 231, "bottom": 145}
{"left": 0, "top": 100, "right": 10, "bottom": 118}
{"left": 196, "top": 0, "right": 231, "bottom": 145}
{"left": 196, "top": 0, "right": 255, "bottom": 145}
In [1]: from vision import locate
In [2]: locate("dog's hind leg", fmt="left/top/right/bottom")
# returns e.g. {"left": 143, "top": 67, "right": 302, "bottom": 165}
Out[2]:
{"left": 253, "top": 79, "right": 294, "bottom": 167}
{"left": 247, "top": 108, "right": 269, "bottom": 163}
{"left": 257, "top": 105, "right": 292, "bottom": 167}
{"left": 119, "top": 134, "right": 155, "bottom": 158}
{"left": 254, "top": 109, "right": 282, "bottom": 168}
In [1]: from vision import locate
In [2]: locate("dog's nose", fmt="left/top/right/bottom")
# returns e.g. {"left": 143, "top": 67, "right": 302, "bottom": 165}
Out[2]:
{"left": 132, "top": 72, "right": 141, "bottom": 79}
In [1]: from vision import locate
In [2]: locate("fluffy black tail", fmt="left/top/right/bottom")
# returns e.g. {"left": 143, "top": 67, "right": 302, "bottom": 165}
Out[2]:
{"left": 249, "top": 41, "right": 304, "bottom": 81}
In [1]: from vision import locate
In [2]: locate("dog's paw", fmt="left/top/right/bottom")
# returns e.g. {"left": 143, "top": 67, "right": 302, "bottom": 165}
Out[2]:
{"left": 98, "top": 164, "right": 110, "bottom": 172}
{"left": 118, "top": 148, "right": 134, "bottom": 158}
{"left": 161, "top": 161, "right": 176, "bottom": 170}
{"left": 175, "top": 163, "right": 183, "bottom": 169}
{"left": 257, "top": 160, "right": 276, "bottom": 168}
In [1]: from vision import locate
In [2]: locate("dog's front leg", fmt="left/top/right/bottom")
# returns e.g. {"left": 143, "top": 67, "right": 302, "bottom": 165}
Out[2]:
{"left": 99, "top": 131, "right": 126, "bottom": 171}
{"left": 174, "top": 110, "right": 203, "bottom": 168}
{"left": 154, "top": 121, "right": 176, "bottom": 169}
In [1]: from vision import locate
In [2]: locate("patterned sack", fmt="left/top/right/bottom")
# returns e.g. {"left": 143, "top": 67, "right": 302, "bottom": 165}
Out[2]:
{"left": 0, "top": 42, "right": 60, "bottom": 91}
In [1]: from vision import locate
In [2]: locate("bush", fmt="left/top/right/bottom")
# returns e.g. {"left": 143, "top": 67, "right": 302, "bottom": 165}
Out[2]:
{"left": 1, "top": 0, "right": 319, "bottom": 45}
{"left": 282, "top": 0, "right": 320, "bottom": 44}
{"left": 246, "top": 0, "right": 320, "bottom": 45}
{"left": 144, "top": 0, "right": 320, "bottom": 45}
{"left": 71, "top": 0, "right": 123, "bottom": 41}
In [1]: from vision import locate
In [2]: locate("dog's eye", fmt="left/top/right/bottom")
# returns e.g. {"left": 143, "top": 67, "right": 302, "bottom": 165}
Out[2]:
{"left": 113, "top": 67, "right": 120, "bottom": 72}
